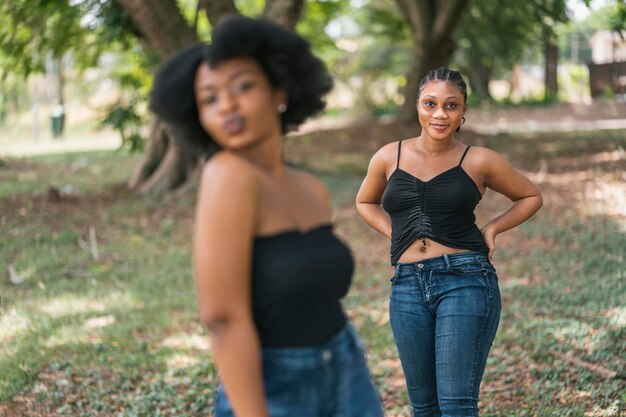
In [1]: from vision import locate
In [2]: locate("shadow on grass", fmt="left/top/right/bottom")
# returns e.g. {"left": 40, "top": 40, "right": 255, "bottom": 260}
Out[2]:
{"left": 1, "top": 125, "right": 625, "bottom": 416}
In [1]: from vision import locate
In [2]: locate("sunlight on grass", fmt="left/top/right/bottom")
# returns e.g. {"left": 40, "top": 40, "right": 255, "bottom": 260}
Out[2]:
{"left": 547, "top": 318, "right": 610, "bottom": 353}
{"left": 0, "top": 307, "right": 31, "bottom": 343}
{"left": 44, "top": 323, "right": 91, "bottom": 348}
{"left": 84, "top": 314, "right": 115, "bottom": 329}
{"left": 605, "top": 307, "right": 626, "bottom": 328}
{"left": 38, "top": 295, "right": 109, "bottom": 318}
{"left": 166, "top": 353, "right": 201, "bottom": 371}
{"left": 2, "top": 129, "right": 624, "bottom": 415}
{"left": 587, "top": 401, "right": 623, "bottom": 417}
{"left": 161, "top": 332, "right": 210, "bottom": 351}
{"left": 37, "top": 290, "right": 143, "bottom": 318}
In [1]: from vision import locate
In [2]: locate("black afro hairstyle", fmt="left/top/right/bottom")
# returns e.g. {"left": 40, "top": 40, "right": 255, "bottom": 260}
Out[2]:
{"left": 149, "top": 15, "right": 334, "bottom": 152}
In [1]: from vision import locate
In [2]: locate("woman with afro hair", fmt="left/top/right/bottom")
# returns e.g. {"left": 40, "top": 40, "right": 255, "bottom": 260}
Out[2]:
{"left": 150, "top": 15, "right": 384, "bottom": 417}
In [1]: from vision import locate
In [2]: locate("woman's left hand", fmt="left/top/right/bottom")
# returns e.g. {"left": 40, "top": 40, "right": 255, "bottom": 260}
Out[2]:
{"left": 481, "top": 224, "right": 497, "bottom": 263}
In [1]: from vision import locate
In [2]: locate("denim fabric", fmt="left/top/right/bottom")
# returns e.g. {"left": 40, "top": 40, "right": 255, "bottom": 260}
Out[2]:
{"left": 213, "top": 323, "right": 384, "bottom": 417}
{"left": 389, "top": 251, "right": 501, "bottom": 417}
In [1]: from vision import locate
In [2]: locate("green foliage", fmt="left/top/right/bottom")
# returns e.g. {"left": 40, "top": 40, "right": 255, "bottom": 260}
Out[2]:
{"left": 308, "top": 0, "right": 412, "bottom": 117}
{"left": 453, "top": 0, "right": 569, "bottom": 102}
{"left": 608, "top": 0, "right": 626, "bottom": 32}
{"left": 100, "top": 101, "right": 145, "bottom": 153}
{"left": 297, "top": 0, "right": 345, "bottom": 56}
{"left": 0, "top": 0, "right": 106, "bottom": 76}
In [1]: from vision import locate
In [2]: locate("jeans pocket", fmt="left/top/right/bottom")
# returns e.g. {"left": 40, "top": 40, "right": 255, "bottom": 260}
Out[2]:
{"left": 450, "top": 261, "right": 484, "bottom": 274}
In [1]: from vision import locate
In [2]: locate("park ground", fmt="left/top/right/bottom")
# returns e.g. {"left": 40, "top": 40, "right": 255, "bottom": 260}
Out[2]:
{"left": 1, "top": 104, "right": 625, "bottom": 416}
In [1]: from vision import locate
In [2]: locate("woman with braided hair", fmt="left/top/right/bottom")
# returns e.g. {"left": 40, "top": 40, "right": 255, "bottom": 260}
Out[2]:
{"left": 356, "top": 67, "right": 542, "bottom": 417}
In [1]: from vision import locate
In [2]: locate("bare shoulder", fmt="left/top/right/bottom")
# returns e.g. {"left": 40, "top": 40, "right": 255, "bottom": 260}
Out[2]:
{"left": 466, "top": 145, "right": 503, "bottom": 160}
{"left": 200, "top": 151, "right": 258, "bottom": 193}
{"left": 374, "top": 140, "right": 402, "bottom": 161}
{"left": 368, "top": 139, "right": 404, "bottom": 172}
{"left": 465, "top": 145, "right": 510, "bottom": 168}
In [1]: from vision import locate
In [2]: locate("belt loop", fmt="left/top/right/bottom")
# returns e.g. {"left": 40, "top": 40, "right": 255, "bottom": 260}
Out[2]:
{"left": 443, "top": 253, "right": 451, "bottom": 270}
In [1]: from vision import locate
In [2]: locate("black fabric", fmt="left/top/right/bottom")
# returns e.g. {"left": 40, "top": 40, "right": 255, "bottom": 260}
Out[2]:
{"left": 382, "top": 142, "right": 488, "bottom": 265}
{"left": 251, "top": 225, "right": 353, "bottom": 347}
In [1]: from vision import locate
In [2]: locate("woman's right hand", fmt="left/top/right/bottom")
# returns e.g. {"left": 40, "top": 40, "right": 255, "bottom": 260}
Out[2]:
{"left": 193, "top": 152, "right": 270, "bottom": 417}
{"left": 355, "top": 143, "right": 396, "bottom": 238}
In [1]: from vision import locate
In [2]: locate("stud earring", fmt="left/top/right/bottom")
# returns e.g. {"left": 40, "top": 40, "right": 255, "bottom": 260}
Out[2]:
{"left": 278, "top": 104, "right": 287, "bottom": 113}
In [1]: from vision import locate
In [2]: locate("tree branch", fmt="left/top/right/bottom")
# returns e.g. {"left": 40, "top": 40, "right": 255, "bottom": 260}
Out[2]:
{"left": 116, "top": 0, "right": 198, "bottom": 59}
{"left": 204, "top": 0, "right": 239, "bottom": 27}
{"left": 262, "top": 0, "right": 305, "bottom": 30}
{"left": 432, "top": 0, "right": 469, "bottom": 44}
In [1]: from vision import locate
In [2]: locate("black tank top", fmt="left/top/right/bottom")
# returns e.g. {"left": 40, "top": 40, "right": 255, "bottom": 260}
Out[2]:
{"left": 251, "top": 225, "right": 353, "bottom": 347}
{"left": 381, "top": 141, "right": 488, "bottom": 265}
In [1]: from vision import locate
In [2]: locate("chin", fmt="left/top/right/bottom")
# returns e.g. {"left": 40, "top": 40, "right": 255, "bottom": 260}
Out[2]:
{"left": 429, "top": 130, "right": 453, "bottom": 140}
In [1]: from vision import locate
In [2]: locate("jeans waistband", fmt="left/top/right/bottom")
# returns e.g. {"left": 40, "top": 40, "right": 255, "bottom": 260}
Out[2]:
{"left": 395, "top": 251, "right": 490, "bottom": 273}
{"left": 261, "top": 323, "right": 361, "bottom": 368}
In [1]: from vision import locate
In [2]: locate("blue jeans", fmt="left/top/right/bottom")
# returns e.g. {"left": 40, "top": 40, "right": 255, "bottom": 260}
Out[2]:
{"left": 389, "top": 252, "right": 501, "bottom": 417}
{"left": 213, "top": 323, "right": 384, "bottom": 417}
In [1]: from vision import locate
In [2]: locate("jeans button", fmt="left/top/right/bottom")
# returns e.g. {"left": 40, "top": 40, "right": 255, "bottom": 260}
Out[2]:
{"left": 417, "top": 263, "right": 424, "bottom": 269}
{"left": 322, "top": 350, "right": 332, "bottom": 362}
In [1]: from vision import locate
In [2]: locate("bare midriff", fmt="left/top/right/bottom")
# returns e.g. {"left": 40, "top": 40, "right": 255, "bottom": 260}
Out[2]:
{"left": 396, "top": 238, "right": 471, "bottom": 264}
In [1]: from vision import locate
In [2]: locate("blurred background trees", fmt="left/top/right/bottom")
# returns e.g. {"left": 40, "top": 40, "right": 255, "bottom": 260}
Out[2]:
{"left": 1, "top": 0, "right": 624, "bottom": 194}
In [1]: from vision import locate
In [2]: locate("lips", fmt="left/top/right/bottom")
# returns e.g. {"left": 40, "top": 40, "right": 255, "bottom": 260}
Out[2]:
{"left": 222, "top": 115, "right": 245, "bottom": 135}
{"left": 430, "top": 123, "right": 450, "bottom": 132}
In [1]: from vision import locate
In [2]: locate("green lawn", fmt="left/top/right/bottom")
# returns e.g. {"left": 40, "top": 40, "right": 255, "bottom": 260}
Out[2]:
{"left": 1, "top": 127, "right": 625, "bottom": 416}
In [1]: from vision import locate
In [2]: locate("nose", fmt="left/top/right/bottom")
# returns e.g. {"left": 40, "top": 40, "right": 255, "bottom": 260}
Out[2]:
{"left": 433, "top": 107, "right": 447, "bottom": 119}
{"left": 217, "top": 90, "right": 237, "bottom": 113}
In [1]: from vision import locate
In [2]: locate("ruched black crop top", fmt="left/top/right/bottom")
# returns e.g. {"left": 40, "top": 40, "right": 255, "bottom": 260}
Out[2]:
{"left": 251, "top": 224, "right": 353, "bottom": 347}
{"left": 382, "top": 141, "right": 488, "bottom": 265}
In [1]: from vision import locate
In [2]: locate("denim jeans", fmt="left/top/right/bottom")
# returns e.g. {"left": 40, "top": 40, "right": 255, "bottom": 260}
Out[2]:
{"left": 213, "top": 323, "right": 384, "bottom": 417}
{"left": 389, "top": 251, "right": 501, "bottom": 417}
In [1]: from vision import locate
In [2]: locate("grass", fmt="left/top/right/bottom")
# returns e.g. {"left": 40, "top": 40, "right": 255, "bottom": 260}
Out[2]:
{"left": 1, "top": 127, "right": 625, "bottom": 416}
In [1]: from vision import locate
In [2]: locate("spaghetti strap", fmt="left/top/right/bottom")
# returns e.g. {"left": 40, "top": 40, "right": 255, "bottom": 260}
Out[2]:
{"left": 459, "top": 145, "right": 471, "bottom": 166}
{"left": 396, "top": 140, "right": 403, "bottom": 170}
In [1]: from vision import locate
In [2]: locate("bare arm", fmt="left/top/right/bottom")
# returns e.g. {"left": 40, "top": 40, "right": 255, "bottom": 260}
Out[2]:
{"left": 193, "top": 153, "right": 268, "bottom": 417}
{"left": 477, "top": 148, "right": 543, "bottom": 261}
{"left": 356, "top": 146, "right": 394, "bottom": 239}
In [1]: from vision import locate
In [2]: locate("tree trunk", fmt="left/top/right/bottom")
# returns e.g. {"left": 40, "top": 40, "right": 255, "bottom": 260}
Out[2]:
{"left": 394, "top": 0, "right": 470, "bottom": 122}
{"left": 544, "top": 39, "right": 558, "bottom": 100}
{"left": 463, "top": 52, "right": 493, "bottom": 103}
{"left": 133, "top": 124, "right": 201, "bottom": 195}
{"left": 263, "top": 0, "right": 305, "bottom": 29}
{"left": 128, "top": 118, "right": 168, "bottom": 190}
{"left": 116, "top": 0, "right": 202, "bottom": 194}
{"left": 116, "top": 0, "right": 198, "bottom": 60}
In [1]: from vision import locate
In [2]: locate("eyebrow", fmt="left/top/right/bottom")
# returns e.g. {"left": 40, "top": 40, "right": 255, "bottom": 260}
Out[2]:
{"left": 197, "top": 67, "right": 258, "bottom": 91}
{"left": 422, "top": 95, "right": 461, "bottom": 100}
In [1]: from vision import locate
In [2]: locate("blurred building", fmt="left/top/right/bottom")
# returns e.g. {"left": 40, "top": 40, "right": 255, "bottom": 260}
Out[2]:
{"left": 590, "top": 30, "right": 626, "bottom": 64}
{"left": 588, "top": 30, "right": 626, "bottom": 98}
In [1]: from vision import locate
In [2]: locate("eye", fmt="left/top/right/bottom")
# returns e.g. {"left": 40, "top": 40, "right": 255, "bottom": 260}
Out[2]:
{"left": 234, "top": 80, "right": 255, "bottom": 93}
{"left": 446, "top": 103, "right": 457, "bottom": 109}
{"left": 424, "top": 101, "right": 435, "bottom": 108}
{"left": 201, "top": 94, "right": 217, "bottom": 105}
